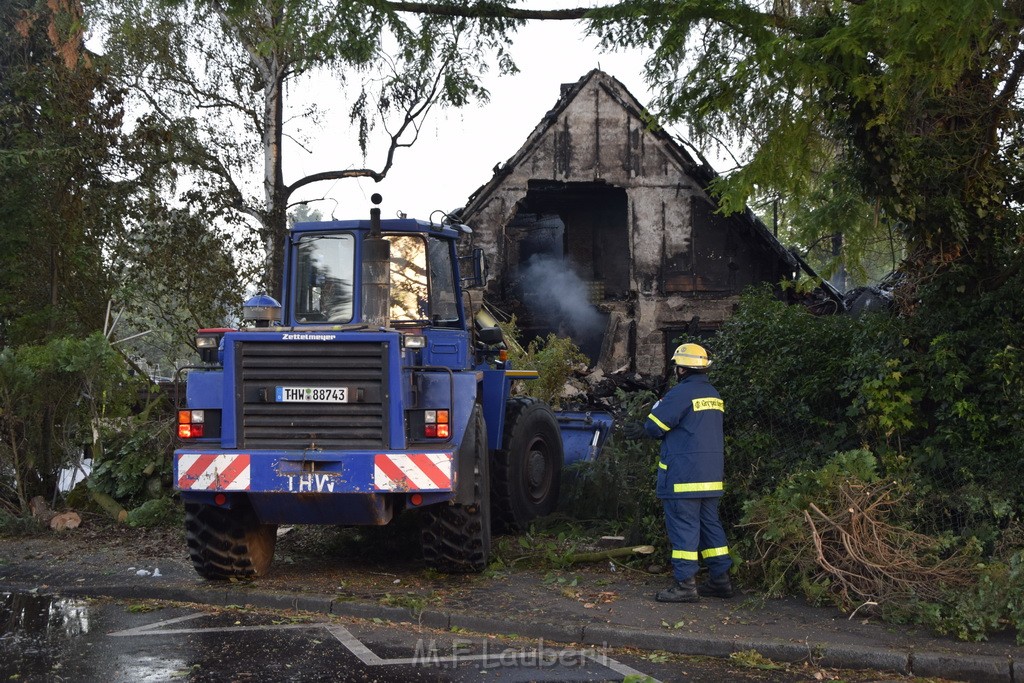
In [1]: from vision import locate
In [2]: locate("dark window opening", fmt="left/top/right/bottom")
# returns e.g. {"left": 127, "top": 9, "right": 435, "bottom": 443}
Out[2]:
{"left": 501, "top": 181, "right": 627, "bottom": 363}
{"left": 663, "top": 320, "right": 718, "bottom": 376}
{"left": 513, "top": 181, "right": 629, "bottom": 298}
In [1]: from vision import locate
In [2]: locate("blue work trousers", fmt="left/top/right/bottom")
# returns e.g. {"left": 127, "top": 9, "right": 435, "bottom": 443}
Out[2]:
{"left": 663, "top": 497, "right": 732, "bottom": 581}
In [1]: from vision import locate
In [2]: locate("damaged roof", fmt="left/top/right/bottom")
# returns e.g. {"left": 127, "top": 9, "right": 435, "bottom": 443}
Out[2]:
{"left": 463, "top": 68, "right": 842, "bottom": 303}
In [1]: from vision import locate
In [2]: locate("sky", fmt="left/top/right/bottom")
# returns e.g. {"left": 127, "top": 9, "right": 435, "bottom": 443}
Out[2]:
{"left": 284, "top": 14, "right": 661, "bottom": 224}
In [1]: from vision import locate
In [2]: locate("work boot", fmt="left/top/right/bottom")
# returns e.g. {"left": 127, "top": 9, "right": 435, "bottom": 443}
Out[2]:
{"left": 697, "top": 572, "right": 734, "bottom": 599}
{"left": 655, "top": 577, "right": 699, "bottom": 603}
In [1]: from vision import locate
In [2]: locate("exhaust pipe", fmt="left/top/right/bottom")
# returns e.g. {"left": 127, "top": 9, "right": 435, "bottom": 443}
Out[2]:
{"left": 362, "top": 193, "right": 390, "bottom": 327}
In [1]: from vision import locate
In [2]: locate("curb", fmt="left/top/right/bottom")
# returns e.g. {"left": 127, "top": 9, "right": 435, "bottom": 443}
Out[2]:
{"left": 1, "top": 577, "right": 1016, "bottom": 681}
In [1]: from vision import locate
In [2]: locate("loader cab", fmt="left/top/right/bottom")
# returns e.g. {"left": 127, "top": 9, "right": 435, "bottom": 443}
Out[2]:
{"left": 285, "top": 220, "right": 467, "bottom": 330}
{"left": 283, "top": 219, "right": 472, "bottom": 370}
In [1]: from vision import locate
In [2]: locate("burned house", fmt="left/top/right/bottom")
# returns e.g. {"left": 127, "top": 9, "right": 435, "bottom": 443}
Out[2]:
{"left": 460, "top": 69, "right": 832, "bottom": 377}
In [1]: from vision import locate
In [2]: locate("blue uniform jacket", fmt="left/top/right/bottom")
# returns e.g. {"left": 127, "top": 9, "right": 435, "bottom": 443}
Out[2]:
{"left": 644, "top": 373, "right": 724, "bottom": 499}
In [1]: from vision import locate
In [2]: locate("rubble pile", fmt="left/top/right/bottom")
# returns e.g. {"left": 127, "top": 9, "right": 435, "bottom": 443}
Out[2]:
{"left": 555, "top": 365, "right": 666, "bottom": 416}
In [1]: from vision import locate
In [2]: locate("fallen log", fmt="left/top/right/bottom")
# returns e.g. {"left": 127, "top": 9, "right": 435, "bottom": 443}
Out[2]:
{"left": 89, "top": 489, "right": 127, "bottom": 523}
{"left": 50, "top": 511, "right": 82, "bottom": 531}
{"left": 563, "top": 545, "right": 655, "bottom": 564}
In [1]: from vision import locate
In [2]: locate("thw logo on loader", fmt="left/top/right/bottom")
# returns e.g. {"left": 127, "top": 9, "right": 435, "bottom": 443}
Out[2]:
{"left": 286, "top": 473, "right": 336, "bottom": 492}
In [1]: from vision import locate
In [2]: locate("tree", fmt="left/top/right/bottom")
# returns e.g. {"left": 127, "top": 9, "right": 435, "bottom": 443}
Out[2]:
{"left": 92, "top": 0, "right": 520, "bottom": 297}
{"left": 111, "top": 205, "right": 245, "bottom": 377}
{"left": 0, "top": 0, "right": 147, "bottom": 510}
{"left": 589, "top": 0, "right": 1024, "bottom": 283}
{"left": 0, "top": 0, "right": 128, "bottom": 346}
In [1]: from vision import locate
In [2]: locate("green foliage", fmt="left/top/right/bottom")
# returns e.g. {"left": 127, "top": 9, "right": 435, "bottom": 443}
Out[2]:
{"left": 0, "top": 1, "right": 254, "bottom": 518}
{"left": 622, "top": 675, "right": 658, "bottom": 683}
{"left": 90, "top": 414, "right": 174, "bottom": 504}
{"left": 904, "top": 267, "right": 1024, "bottom": 541}
{"left": 0, "top": 333, "right": 138, "bottom": 511}
{"left": 94, "top": 0, "right": 519, "bottom": 291}
{"left": 729, "top": 650, "right": 784, "bottom": 671}
{"left": 379, "top": 591, "right": 436, "bottom": 616}
{"left": 891, "top": 551, "right": 1024, "bottom": 646}
{"left": 125, "top": 602, "right": 162, "bottom": 613}
{"left": 715, "top": 279, "right": 1024, "bottom": 534}
{"left": 490, "top": 527, "right": 579, "bottom": 569}
{"left": 710, "top": 278, "right": 1024, "bottom": 640}
{"left": 561, "top": 388, "right": 665, "bottom": 556}
{"left": 125, "top": 496, "right": 181, "bottom": 528}
{"left": 0, "top": 509, "right": 44, "bottom": 536}
{"left": 782, "top": 165, "right": 902, "bottom": 287}
{"left": 498, "top": 316, "right": 589, "bottom": 409}
{"left": 1, "top": 0, "right": 128, "bottom": 347}
{"left": 110, "top": 205, "right": 245, "bottom": 375}
{"left": 1, "top": 0, "right": 224, "bottom": 378}
{"left": 706, "top": 285, "right": 907, "bottom": 525}
{"left": 851, "top": 357, "right": 922, "bottom": 440}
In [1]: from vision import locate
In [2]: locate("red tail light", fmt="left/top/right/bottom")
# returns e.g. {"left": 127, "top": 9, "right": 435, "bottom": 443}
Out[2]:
{"left": 178, "top": 410, "right": 205, "bottom": 439}
{"left": 422, "top": 409, "right": 450, "bottom": 439}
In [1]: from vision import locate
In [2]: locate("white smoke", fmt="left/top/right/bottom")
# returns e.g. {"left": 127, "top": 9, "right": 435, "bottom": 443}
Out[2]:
{"left": 518, "top": 255, "right": 605, "bottom": 342}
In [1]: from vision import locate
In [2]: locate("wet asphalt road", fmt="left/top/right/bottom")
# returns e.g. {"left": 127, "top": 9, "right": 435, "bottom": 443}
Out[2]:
{"left": 0, "top": 591, "right": 862, "bottom": 682}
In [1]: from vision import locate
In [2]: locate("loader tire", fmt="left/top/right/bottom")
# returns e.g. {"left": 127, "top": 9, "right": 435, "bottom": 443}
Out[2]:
{"left": 184, "top": 499, "right": 277, "bottom": 580}
{"left": 492, "top": 397, "right": 563, "bottom": 533}
{"left": 420, "top": 403, "right": 491, "bottom": 573}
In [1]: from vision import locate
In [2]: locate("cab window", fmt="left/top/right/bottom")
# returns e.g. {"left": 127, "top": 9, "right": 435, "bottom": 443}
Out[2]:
{"left": 386, "top": 234, "right": 460, "bottom": 326}
{"left": 294, "top": 233, "right": 355, "bottom": 323}
{"left": 427, "top": 236, "right": 459, "bottom": 324}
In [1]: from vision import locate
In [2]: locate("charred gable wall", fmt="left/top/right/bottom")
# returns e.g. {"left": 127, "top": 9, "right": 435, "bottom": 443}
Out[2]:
{"left": 461, "top": 71, "right": 794, "bottom": 377}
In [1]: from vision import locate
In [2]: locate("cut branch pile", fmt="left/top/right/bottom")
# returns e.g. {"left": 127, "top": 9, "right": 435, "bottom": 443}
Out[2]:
{"left": 804, "top": 481, "right": 974, "bottom": 609}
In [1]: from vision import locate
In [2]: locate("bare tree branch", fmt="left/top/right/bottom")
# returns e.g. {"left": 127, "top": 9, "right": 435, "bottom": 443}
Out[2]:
{"left": 286, "top": 50, "right": 453, "bottom": 198}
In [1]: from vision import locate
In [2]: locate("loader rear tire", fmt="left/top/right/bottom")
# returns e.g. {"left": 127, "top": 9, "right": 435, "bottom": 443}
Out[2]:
{"left": 420, "top": 403, "right": 491, "bottom": 573}
{"left": 492, "top": 397, "right": 563, "bottom": 533}
{"left": 184, "top": 499, "right": 277, "bottom": 580}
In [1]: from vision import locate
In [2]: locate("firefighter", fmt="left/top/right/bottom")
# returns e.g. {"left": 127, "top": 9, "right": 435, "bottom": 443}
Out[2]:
{"left": 622, "top": 343, "right": 734, "bottom": 602}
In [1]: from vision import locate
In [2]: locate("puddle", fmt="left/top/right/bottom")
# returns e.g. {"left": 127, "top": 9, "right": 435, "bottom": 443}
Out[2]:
{"left": 1, "top": 592, "right": 95, "bottom": 681}
{"left": 1, "top": 591, "right": 90, "bottom": 640}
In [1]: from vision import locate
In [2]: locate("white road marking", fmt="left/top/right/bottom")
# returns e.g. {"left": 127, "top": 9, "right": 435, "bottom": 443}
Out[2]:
{"left": 109, "top": 611, "right": 660, "bottom": 681}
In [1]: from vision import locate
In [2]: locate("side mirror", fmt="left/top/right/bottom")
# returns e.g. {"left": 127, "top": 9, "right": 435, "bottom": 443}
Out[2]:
{"left": 459, "top": 248, "right": 487, "bottom": 288}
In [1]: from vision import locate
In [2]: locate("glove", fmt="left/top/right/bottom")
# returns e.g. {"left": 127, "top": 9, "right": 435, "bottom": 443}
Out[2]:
{"left": 621, "top": 421, "right": 646, "bottom": 441}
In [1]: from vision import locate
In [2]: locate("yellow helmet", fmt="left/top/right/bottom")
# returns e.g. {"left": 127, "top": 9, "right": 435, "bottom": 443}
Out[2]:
{"left": 671, "top": 343, "right": 712, "bottom": 369}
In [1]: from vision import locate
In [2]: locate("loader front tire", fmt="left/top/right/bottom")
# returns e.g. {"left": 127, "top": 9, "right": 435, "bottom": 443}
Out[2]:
{"left": 184, "top": 498, "right": 277, "bottom": 580}
{"left": 420, "top": 403, "right": 491, "bottom": 573}
{"left": 492, "top": 397, "right": 563, "bottom": 533}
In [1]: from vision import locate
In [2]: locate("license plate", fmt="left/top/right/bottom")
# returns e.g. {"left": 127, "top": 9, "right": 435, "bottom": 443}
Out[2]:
{"left": 275, "top": 386, "right": 349, "bottom": 403}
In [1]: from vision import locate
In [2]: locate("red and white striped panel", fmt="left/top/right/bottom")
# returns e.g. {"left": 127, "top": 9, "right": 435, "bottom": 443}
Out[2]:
{"left": 177, "top": 454, "right": 251, "bottom": 491}
{"left": 373, "top": 453, "right": 452, "bottom": 491}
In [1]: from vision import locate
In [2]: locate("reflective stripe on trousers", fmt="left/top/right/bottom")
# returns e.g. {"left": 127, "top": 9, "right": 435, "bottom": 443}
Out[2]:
{"left": 663, "top": 497, "right": 732, "bottom": 581}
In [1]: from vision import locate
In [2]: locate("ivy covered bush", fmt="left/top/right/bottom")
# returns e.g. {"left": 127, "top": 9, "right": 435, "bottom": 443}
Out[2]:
{"left": 710, "top": 279, "right": 1024, "bottom": 541}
